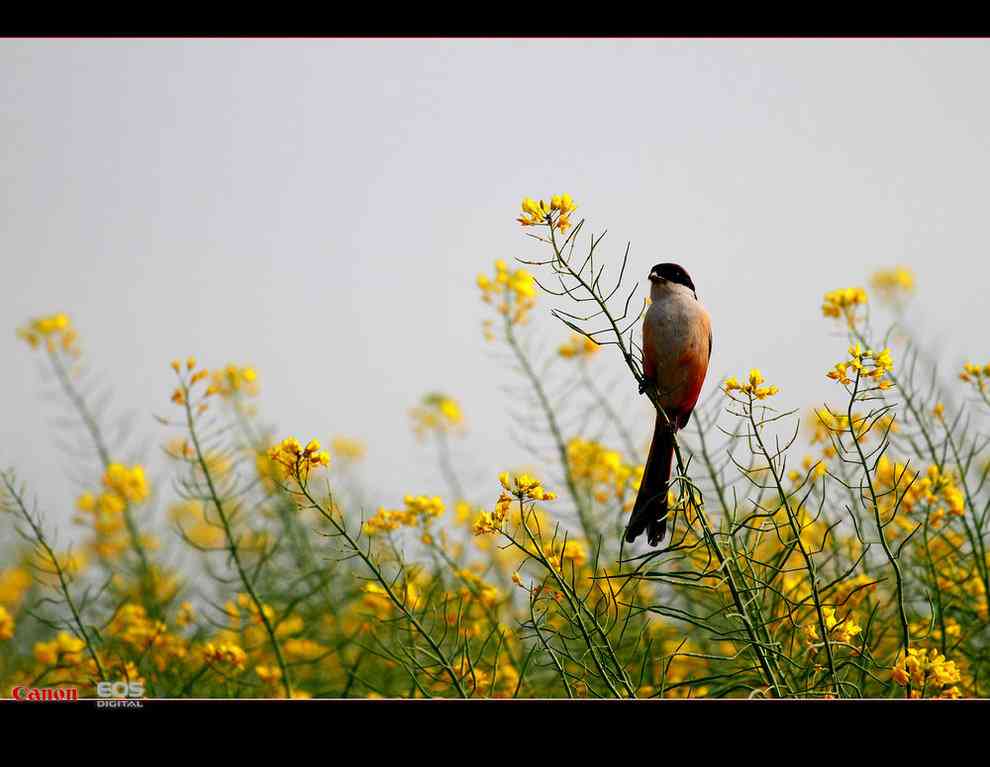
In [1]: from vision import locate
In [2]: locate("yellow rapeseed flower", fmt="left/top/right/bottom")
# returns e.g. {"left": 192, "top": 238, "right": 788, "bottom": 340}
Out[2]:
{"left": 959, "top": 361, "right": 990, "bottom": 393}
{"left": 207, "top": 364, "right": 259, "bottom": 398}
{"left": 476, "top": 260, "right": 538, "bottom": 328}
{"left": 102, "top": 463, "right": 150, "bottom": 504}
{"left": 203, "top": 642, "right": 247, "bottom": 671}
{"left": 410, "top": 393, "right": 465, "bottom": 438}
{"left": 723, "top": 369, "right": 780, "bottom": 400}
{"left": 517, "top": 193, "right": 576, "bottom": 231}
{"left": 267, "top": 436, "right": 331, "bottom": 482}
{"left": 870, "top": 266, "right": 915, "bottom": 304}
{"left": 0, "top": 567, "right": 32, "bottom": 609}
{"left": 0, "top": 605, "right": 14, "bottom": 640}
{"left": 558, "top": 333, "right": 601, "bottom": 360}
{"left": 330, "top": 436, "right": 366, "bottom": 462}
{"left": 821, "top": 287, "right": 868, "bottom": 327}
{"left": 891, "top": 647, "right": 961, "bottom": 694}
{"left": 16, "top": 313, "right": 79, "bottom": 355}
{"left": 827, "top": 345, "right": 894, "bottom": 389}
{"left": 363, "top": 495, "right": 445, "bottom": 535}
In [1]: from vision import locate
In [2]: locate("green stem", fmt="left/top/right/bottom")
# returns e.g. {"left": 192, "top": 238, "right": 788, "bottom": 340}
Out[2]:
{"left": 2, "top": 471, "right": 107, "bottom": 683}
{"left": 179, "top": 377, "right": 293, "bottom": 698}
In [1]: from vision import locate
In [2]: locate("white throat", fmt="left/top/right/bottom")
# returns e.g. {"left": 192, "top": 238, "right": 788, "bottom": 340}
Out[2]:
{"left": 650, "top": 279, "right": 696, "bottom": 303}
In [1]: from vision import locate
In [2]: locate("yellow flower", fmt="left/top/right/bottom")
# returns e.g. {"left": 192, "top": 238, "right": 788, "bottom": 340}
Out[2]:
{"left": 891, "top": 665, "right": 910, "bottom": 686}
{"left": 410, "top": 393, "right": 465, "bottom": 438}
{"left": 504, "top": 473, "right": 555, "bottom": 501}
{"left": 558, "top": 333, "right": 600, "bottom": 359}
{"left": 804, "top": 607, "right": 862, "bottom": 646}
{"left": 254, "top": 666, "right": 282, "bottom": 686}
{"left": 56, "top": 631, "right": 85, "bottom": 656}
{"left": 102, "top": 463, "right": 150, "bottom": 504}
{"left": 33, "top": 631, "right": 85, "bottom": 666}
{"left": 891, "top": 647, "right": 961, "bottom": 695}
{"left": 566, "top": 438, "right": 640, "bottom": 508}
{"left": 208, "top": 364, "right": 259, "bottom": 398}
{"left": 34, "top": 639, "right": 59, "bottom": 666}
{"left": 475, "top": 473, "right": 555, "bottom": 536}
{"left": 723, "top": 369, "right": 779, "bottom": 399}
{"left": 0, "top": 606, "right": 14, "bottom": 640}
{"left": 828, "top": 346, "right": 894, "bottom": 389}
{"left": 561, "top": 540, "right": 588, "bottom": 568}
{"left": 517, "top": 194, "right": 576, "bottom": 229}
{"left": 477, "top": 260, "right": 539, "bottom": 327}
{"left": 176, "top": 601, "right": 195, "bottom": 628}
{"left": 330, "top": 436, "right": 366, "bottom": 463}
{"left": 203, "top": 642, "right": 247, "bottom": 671}
{"left": 870, "top": 267, "right": 915, "bottom": 304}
{"left": 0, "top": 567, "right": 32, "bottom": 608}
{"left": 363, "top": 495, "right": 445, "bottom": 535}
{"left": 472, "top": 510, "right": 498, "bottom": 536}
{"left": 821, "top": 287, "right": 868, "bottom": 327}
{"left": 267, "top": 436, "right": 331, "bottom": 482}
{"left": 16, "top": 313, "right": 79, "bottom": 355}
{"left": 959, "top": 361, "right": 990, "bottom": 392}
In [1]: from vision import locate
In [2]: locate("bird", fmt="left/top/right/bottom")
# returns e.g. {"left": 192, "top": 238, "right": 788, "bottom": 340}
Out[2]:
{"left": 624, "top": 263, "right": 712, "bottom": 547}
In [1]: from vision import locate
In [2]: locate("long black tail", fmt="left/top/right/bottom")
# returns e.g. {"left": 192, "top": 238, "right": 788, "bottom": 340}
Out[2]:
{"left": 625, "top": 418, "right": 675, "bottom": 546}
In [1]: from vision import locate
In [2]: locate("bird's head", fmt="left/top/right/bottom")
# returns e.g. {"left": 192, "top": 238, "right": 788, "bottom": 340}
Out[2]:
{"left": 648, "top": 263, "right": 697, "bottom": 298}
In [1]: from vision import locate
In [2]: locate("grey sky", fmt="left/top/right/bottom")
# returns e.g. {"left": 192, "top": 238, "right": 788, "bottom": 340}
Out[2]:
{"left": 3, "top": 39, "right": 989, "bottom": 537}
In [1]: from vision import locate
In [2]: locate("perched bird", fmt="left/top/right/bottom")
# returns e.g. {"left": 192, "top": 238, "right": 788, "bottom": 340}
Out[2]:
{"left": 625, "top": 263, "right": 712, "bottom": 546}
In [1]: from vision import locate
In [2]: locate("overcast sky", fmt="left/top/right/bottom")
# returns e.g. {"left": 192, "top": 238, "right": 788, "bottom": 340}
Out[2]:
{"left": 3, "top": 39, "right": 989, "bottom": 537}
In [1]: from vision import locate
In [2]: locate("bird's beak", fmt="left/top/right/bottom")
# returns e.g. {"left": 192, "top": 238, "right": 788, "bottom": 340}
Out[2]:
{"left": 649, "top": 272, "right": 662, "bottom": 284}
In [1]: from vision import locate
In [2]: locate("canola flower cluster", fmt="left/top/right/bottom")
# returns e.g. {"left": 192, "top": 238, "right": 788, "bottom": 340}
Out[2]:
{"left": 821, "top": 287, "right": 868, "bottom": 326}
{"left": 826, "top": 343, "right": 894, "bottom": 389}
{"left": 266, "top": 437, "right": 331, "bottom": 483}
{"left": 566, "top": 437, "right": 642, "bottom": 509}
{"left": 790, "top": 406, "right": 899, "bottom": 486}
{"left": 891, "top": 647, "right": 961, "bottom": 697}
{"left": 330, "top": 436, "right": 366, "bottom": 462}
{"left": 809, "top": 407, "right": 896, "bottom": 454}
{"left": 168, "top": 357, "right": 259, "bottom": 412}
{"left": 75, "top": 463, "right": 151, "bottom": 559}
{"left": 803, "top": 606, "right": 863, "bottom": 646}
{"left": 203, "top": 642, "right": 248, "bottom": 671}
{"left": 409, "top": 393, "right": 464, "bottom": 438}
{"left": 870, "top": 266, "right": 915, "bottom": 303}
{"left": 874, "top": 457, "right": 966, "bottom": 526}
{"left": 363, "top": 495, "right": 445, "bottom": 535}
{"left": 541, "top": 540, "right": 590, "bottom": 573}
{"left": 33, "top": 631, "right": 86, "bottom": 666}
{"left": 959, "top": 362, "right": 990, "bottom": 392}
{"left": 456, "top": 568, "right": 501, "bottom": 609}
{"left": 476, "top": 259, "right": 538, "bottom": 328}
{"left": 0, "top": 566, "right": 31, "bottom": 643}
{"left": 25, "top": 620, "right": 146, "bottom": 695}
{"left": 557, "top": 333, "right": 600, "bottom": 360}
{"left": 107, "top": 604, "right": 188, "bottom": 671}
{"left": 0, "top": 605, "right": 15, "bottom": 640}
{"left": 516, "top": 193, "right": 577, "bottom": 232}
{"left": 723, "top": 369, "right": 780, "bottom": 400}
{"left": 473, "top": 473, "right": 556, "bottom": 535}
{"left": 208, "top": 364, "right": 258, "bottom": 398}
{"left": 16, "top": 312, "right": 79, "bottom": 356}
{"left": 787, "top": 454, "right": 829, "bottom": 485}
